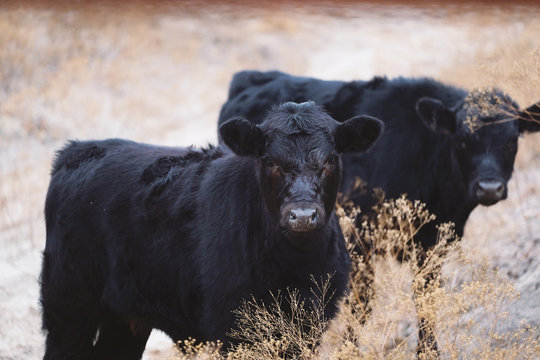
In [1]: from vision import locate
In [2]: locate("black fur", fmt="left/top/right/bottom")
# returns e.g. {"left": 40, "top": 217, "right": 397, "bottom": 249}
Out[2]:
{"left": 41, "top": 102, "right": 382, "bottom": 359}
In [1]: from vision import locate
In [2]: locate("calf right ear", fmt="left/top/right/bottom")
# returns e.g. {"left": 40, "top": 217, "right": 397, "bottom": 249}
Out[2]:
{"left": 334, "top": 115, "right": 384, "bottom": 153}
{"left": 518, "top": 102, "right": 540, "bottom": 133}
{"left": 219, "top": 117, "right": 265, "bottom": 156}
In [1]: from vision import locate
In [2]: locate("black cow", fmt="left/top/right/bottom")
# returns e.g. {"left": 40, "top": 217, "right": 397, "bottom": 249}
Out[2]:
{"left": 40, "top": 102, "right": 383, "bottom": 359}
{"left": 218, "top": 70, "right": 540, "bottom": 355}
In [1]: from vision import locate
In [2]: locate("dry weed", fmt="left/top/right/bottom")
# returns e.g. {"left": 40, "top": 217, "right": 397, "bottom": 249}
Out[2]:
{"left": 227, "top": 278, "right": 333, "bottom": 360}
{"left": 175, "top": 338, "right": 223, "bottom": 360}
{"left": 170, "top": 195, "right": 538, "bottom": 359}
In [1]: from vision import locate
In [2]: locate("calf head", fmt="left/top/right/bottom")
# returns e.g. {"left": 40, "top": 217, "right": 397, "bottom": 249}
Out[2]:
{"left": 220, "top": 101, "right": 383, "bottom": 246}
{"left": 417, "top": 91, "right": 540, "bottom": 206}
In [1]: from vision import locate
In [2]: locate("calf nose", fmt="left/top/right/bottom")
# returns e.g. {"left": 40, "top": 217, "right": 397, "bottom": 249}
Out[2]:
{"left": 475, "top": 179, "right": 505, "bottom": 205}
{"left": 288, "top": 208, "right": 318, "bottom": 232}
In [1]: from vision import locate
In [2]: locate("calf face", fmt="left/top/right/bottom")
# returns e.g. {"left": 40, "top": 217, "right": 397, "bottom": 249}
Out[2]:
{"left": 416, "top": 91, "right": 538, "bottom": 206}
{"left": 220, "top": 101, "right": 382, "bottom": 247}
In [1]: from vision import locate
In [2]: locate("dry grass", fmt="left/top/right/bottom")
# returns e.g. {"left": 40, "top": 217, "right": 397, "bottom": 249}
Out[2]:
{"left": 0, "top": 2, "right": 539, "bottom": 359}
{"left": 169, "top": 197, "right": 539, "bottom": 359}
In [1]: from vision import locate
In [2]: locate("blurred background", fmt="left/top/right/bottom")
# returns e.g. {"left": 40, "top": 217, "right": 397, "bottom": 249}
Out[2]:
{"left": 0, "top": 1, "right": 539, "bottom": 359}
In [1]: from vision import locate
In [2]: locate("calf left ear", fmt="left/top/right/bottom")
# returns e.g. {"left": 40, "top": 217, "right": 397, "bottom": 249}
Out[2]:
{"left": 334, "top": 115, "right": 384, "bottom": 153}
{"left": 219, "top": 117, "right": 265, "bottom": 156}
{"left": 518, "top": 102, "right": 540, "bottom": 133}
{"left": 416, "top": 97, "right": 457, "bottom": 135}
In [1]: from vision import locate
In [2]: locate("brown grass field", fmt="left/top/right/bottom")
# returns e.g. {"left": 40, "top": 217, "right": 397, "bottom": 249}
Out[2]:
{"left": 0, "top": 1, "right": 539, "bottom": 359}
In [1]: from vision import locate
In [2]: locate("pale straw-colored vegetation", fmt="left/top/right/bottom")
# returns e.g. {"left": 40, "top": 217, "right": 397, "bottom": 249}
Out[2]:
{"left": 0, "top": 2, "right": 538, "bottom": 359}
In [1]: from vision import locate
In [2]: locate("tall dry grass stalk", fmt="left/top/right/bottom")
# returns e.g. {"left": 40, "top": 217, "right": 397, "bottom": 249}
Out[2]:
{"left": 172, "top": 194, "right": 538, "bottom": 359}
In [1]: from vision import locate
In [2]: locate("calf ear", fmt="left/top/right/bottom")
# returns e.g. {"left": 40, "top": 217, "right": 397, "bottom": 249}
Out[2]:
{"left": 518, "top": 102, "right": 540, "bottom": 133}
{"left": 334, "top": 115, "right": 384, "bottom": 153}
{"left": 416, "top": 97, "right": 457, "bottom": 135}
{"left": 219, "top": 117, "right": 265, "bottom": 156}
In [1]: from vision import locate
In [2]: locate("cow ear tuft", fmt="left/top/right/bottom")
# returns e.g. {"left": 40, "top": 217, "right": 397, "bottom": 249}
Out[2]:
{"left": 518, "top": 102, "right": 540, "bottom": 133}
{"left": 334, "top": 115, "right": 383, "bottom": 153}
{"left": 219, "top": 117, "right": 265, "bottom": 156}
{"left": 416, "top": 97, "right": 457, "bottom": 135}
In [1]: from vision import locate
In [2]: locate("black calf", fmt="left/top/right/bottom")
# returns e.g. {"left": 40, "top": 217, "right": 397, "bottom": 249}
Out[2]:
{"left": 40, "top": 101, "right": 383, "bottom": 359}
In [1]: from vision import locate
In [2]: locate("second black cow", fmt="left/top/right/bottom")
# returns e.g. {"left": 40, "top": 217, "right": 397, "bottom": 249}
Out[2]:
{"left": 41, "top": 102, "right": 383, "bottom": 359}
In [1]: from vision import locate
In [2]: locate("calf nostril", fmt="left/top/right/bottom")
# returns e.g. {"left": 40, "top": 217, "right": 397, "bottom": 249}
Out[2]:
{"left": 289, "top": 211, "right": 297, "bottom": 221}
{"left": 310, "top": 211, "right": 318, "bottom": 223}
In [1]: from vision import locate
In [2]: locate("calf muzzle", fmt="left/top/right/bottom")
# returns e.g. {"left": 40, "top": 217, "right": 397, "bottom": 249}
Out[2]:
{"left": 280, "top": 203, "right": 324, "bottom": 233}
{"left": 474, "top": 179, "right": 506, "bottom": 205}
{"left": 288, "top": 208, "right": 318, "bottom": 232}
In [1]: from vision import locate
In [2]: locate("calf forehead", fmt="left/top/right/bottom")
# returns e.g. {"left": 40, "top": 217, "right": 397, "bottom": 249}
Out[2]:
{"left": 262, "top": 102, "right": 337, "bottom": 159}
{"left": 262, "top": 102, "right": 336, "bottom": 133}
{"left": 480, "top": 120, "right": 518, "bottom": 138}
{"left": 458, "top": 118, "right": 519, "bottom": 145}
{"left": 268, "top": 134, "right": 335, "bottom": 164}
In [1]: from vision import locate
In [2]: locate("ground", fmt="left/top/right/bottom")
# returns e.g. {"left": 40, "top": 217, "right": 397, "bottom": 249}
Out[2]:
{"left": 0, "top": 2, "right": 538, "bottom": 359}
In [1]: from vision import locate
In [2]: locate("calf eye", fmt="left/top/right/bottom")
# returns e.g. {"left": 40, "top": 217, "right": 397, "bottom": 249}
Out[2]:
{"left": 264, "top": 157, "right": 282, "bottom": 178}
{"left": 321, "top": 155, "right": 339, "bottom": 177}
{"left": 265, "top": 157, "right": 276, "bottom": 168}
{"left": 326, "top": 155, "right": 339, "bottom": 167}
{"left": 459, "top": 140, "right": 468, "bottom": 150}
